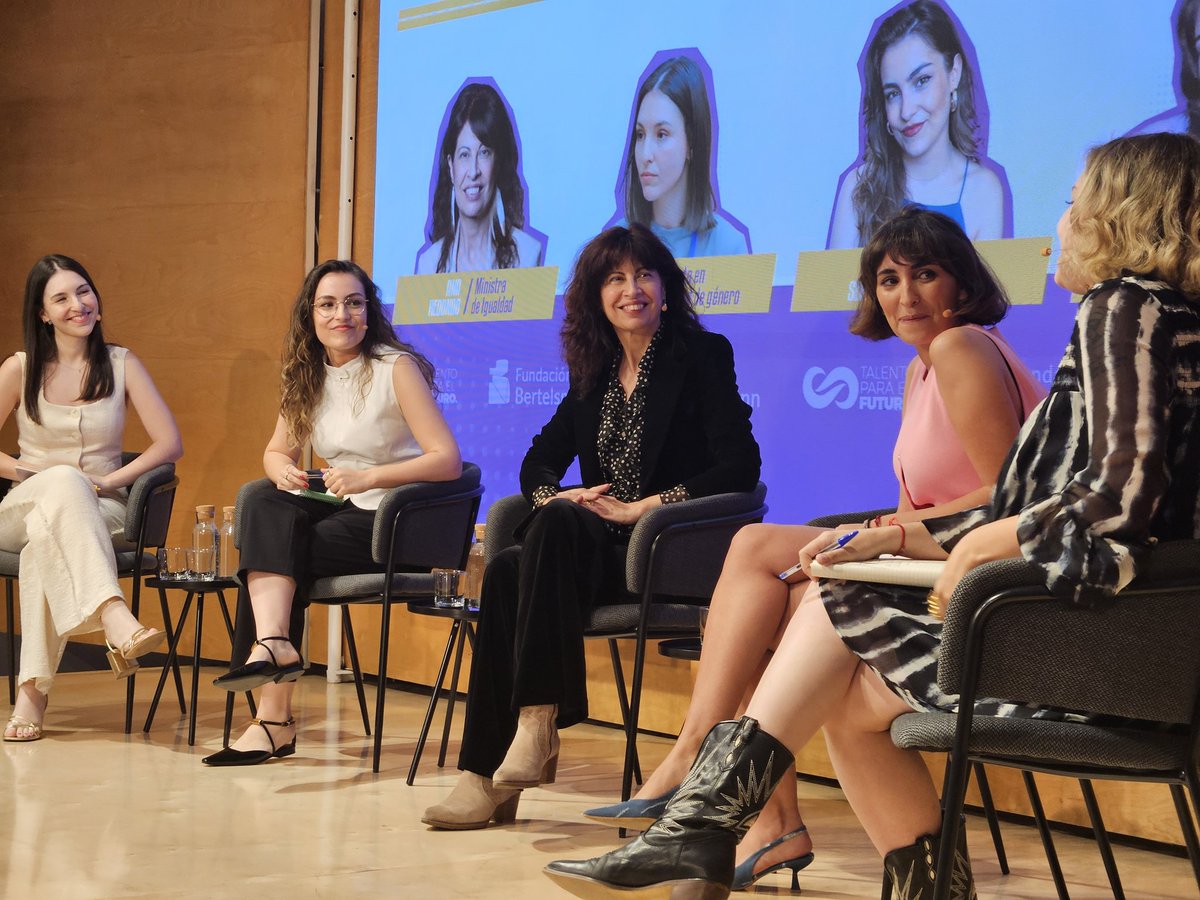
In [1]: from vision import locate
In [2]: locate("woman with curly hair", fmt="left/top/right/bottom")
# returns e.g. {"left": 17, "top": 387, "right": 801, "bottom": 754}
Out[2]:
{"left": 828, "top": 0, "right": 1008, "bottom": 248}
{"left": 422, "top": 223, "right": 760, "bottom": 828}
{"left": 204, "top": 259, "right": 460, "bottom": 766}
{"left": 416, "top": 81, "right": 543, "bottom": 273}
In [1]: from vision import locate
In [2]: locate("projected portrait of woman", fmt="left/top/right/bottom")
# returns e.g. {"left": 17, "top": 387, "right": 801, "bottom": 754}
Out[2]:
{"left": 415, "top": 80, "right": 545, "bottom": 274}
{"left": 1127, "top": 0, "right": 1200, "bottom": 138}
{"left": 827, "top": 0, "right": 1011, "bottom": 249}
{"left": 616, "top": 52, "right": 750, "bottom": 259}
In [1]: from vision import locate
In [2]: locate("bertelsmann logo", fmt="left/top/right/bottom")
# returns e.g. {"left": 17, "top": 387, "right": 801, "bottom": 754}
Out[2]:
{"left": 802, "top": 366, "right": 858, "bottom": 409}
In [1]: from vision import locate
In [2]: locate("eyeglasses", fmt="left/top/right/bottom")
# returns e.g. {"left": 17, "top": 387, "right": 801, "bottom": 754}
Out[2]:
{"left": 313, "top": 298, "right": 367, "bottom": 318}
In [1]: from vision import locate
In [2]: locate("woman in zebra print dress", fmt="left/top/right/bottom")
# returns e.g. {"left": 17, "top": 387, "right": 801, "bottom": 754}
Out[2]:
{"left": 544, "top": 132, "right": 1200, "bottom": 900}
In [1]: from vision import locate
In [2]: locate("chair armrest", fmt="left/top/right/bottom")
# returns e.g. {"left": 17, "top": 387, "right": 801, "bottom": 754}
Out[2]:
{"left": 123, "top": 462, "right": 178, "bottom": 546}
{"left": 372, "top": 462, "right": 483, "bottom": 569}
{"left": 484, "top": 493, "right": 533, "bottom": 566}
{"left": 806, "top": 508, "right": 894, "bottom": 529}
{"left": 626, "top": 482, "right": 768, "bottom": 597}
{"left": 233, "top": 478, "right": 275, "bottom": 549}
{"left": 937, "top": 540, "right": 1200, "bottom": 723}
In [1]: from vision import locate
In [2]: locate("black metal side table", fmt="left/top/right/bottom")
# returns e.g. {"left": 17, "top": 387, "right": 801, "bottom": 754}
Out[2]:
{"left": 657, "top": 637, "right": 701, "bottom": 662}
{"left": 142, "top": 576, "right": 255, "bottom": 746}
{"left": 405, "top": 599, "right": 479, "bottom": 785}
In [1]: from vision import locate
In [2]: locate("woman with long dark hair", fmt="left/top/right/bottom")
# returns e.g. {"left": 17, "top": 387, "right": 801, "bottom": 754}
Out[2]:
{"left": 422, "top": 224, "right": 759, "bottom": 828}
{"left": 828, "top": 0, "right": 1008, "bottom": 249}
{"left": 416, "top": 82, "right": 542, "bottom": 273}
{"left": 0, "top": 255, "right": 182, "bottom": 741}
{"left": 204, "top": 259, "right": 460, "bottom": 765}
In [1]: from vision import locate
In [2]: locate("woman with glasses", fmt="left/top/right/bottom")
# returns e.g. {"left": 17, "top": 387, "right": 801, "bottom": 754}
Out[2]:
{"left": 203, "top": 259, "right": 461, "bottom": 766}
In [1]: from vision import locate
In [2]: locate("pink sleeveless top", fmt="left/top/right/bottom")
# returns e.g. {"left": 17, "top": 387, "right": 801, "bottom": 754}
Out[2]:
{"left": 893, "top": 325, "right": 1046, "bottom": 509}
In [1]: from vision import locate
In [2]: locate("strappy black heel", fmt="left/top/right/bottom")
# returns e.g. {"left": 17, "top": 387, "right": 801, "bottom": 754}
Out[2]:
{"left": 202, "top": 716, "right": 297, "bottom": 766}
{"left": 213, "top": 636, "right": 304, "bottom": 691}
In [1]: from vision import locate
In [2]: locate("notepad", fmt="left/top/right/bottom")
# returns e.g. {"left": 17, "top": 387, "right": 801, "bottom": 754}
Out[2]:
{"left": 809, "top": 556, "right": 945, "bottom": 588}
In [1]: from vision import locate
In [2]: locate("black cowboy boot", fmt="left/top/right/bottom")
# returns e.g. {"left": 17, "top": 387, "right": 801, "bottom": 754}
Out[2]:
{"left": 883, "top": 825, "right": 977, "bottom": 900}
{"left": 544, "top": 716, "right": 793, "bottom": 900}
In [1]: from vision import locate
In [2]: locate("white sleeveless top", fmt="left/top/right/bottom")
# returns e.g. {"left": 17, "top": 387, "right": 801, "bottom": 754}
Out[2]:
{"left": 15, "top": 346, "right": 127, "bottom": 493}
{"left": 310, "top": 350, "right": 423, "bottom": 510}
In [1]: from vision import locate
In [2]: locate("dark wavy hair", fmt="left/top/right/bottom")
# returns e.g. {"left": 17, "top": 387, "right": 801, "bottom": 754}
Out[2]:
{"left": 427, "top": 82, "right": 526, "bottom": 273}
{"left": 1177, "top": 0, "right": 1200, "bottom": 137}
{"left": 622, "top": 55, "right": 716, "bottom": 234}
{"left": 850, "top": 206, "right": 1008, "bottom": 340}
{"left": 22, "top": 254, "right": 116, "bottom": 425}
{"left": 280, "top": 259, "right": 436, "bottom": 445}
{"left": 561, "top": 224, "right": 703, "bottom": 394}
{"left": 853, "top": 0, "right": 983, "bottom": 243}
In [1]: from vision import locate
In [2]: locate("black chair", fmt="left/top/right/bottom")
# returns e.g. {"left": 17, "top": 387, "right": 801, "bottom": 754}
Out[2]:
{"left": 887, "top": 539, "right": 1200, "bottom": 900}
{"left": 1, "top": 453, "right": 179, "bottom": 732}
{"left": 485, "top": 483, "right": 768, "bottom": 804}
{"left": 226, "top": 463, "right": 483, "bottom": 773}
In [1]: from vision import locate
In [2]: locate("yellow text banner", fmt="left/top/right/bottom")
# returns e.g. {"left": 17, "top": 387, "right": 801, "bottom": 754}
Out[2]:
{"left": 684, "top": 253, "right": 775, "bottom": 315}
{"left": 393, "top": 266, "right": 559, "bottom": 325}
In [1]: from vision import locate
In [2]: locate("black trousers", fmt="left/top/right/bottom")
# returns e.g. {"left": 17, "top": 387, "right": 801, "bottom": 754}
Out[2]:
{"left": 229, "top": 489, "right": 382, "bottom": 667}
{"left": 458, "top": 500, "right": 630, "bottom": 777}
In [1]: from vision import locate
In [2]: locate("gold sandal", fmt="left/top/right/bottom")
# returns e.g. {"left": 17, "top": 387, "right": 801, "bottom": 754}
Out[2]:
{"left": 3, "top": 714, "right": 43, "bottom": 742}
{"left": 106, "top": 626, "right": 167, "bottom": 679}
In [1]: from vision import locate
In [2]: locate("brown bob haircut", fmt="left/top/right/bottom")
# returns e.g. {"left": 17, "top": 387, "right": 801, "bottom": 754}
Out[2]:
{"left": 849, "top": 206, "right": 1009, "bottom": 340}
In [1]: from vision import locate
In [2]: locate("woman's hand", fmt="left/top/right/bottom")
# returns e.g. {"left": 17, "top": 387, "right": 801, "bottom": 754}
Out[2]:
{"left": 797, "top": 526, "right": 903, "bottom": 577}
{"left": 552, "top": 484, "right": 612, "bottom": 505}
{"left": 88, "top": 473, "right": 120, "bottom": 498}
{"left": 322, "top": 466, "right": 375, "bottom": 498}
{"left": 928, "top": 516, "right": 1021, "bottom": 619}
{"left": 585, "top": 493, "right": 656, "bottom": 526}
{"left": 275, "top": 462, "right": 308, "bottom": 492}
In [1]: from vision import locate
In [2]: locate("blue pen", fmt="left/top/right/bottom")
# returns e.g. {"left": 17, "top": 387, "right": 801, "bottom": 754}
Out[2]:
{"left": 777, "top": 529, "right": 859, "bottom": 581}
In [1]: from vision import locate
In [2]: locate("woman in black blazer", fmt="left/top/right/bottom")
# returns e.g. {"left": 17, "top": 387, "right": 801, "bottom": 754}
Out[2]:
{"left": 423, "top": 224, "right": 760, "bottom": 829}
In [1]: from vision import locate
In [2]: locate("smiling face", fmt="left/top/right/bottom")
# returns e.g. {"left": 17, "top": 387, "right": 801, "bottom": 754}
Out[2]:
{"left": 634, "top": 89, "right": 690, "bottom": 209}
{"left": 448, "top": 121, "right": 495, "bottom": 222}
{"left": 41, "top": 268, "right": 99, "bottom": 339}
{"left": 874, "top": 253, "right": 963, "bottom": 350}
{"left": 600, "top": 258, "right": 663, "bottom": 339}
{"left": 311, "top": 271, "right": 369, "bottom": 365}
{"left": 880, "top": 33, "right": 961, "bottom": 161}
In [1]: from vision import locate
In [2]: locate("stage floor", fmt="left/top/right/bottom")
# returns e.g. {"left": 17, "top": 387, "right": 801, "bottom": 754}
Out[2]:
{"left": 2, "top": 669, "right": 1193, "bottom": 898}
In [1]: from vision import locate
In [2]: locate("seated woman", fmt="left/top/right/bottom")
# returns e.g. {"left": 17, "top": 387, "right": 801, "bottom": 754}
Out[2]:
{"left": 422, "top": 223, "right": 760, "bottom": 828}
{"left": 0, "top": 254, "right": 183, "bottom": 742}
{"left": 584, "top": 207, "right": 1045, "bottom": 889}
{"left": 204, "top": 259, "right": 461, "bottom": 766}
{"left": 546, "top": 133, "right": 1200, "bottom": 899}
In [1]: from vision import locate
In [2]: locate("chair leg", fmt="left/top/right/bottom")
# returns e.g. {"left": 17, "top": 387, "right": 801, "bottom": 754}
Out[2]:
{"left": 371, "top": 595, "right": 396, "bottom": 774}
{"left": 1079, "top": 778, "right": 1123, "bottom": 899}
{"left": 158, "top": 587, "right": 186, "bottom": 713}
{"left": 341, "top": 607, "right": 370, "bottom": 735}
{"left": 606, "top": 640, "right": 642, "bottom": 788}
{"left": 1023, "top": 770, "right": 1071, "bottom": 900}
{"left": 407, "top": 618, "right": 460, "bottom": 786}
{"left": 621, "top": 630, "right": 651, "bottom": 809}
{"left": 143, "top": 593, "right": 193, "bottom": 734}
{"left": 1172, "top": 780, "right": 1200, "bottom": 888}
{"left": 437, "top": 617, "right": 469, "bottom": 768}
{"left": 931, "top": 748, "right": 972, "bottom": 900}
{"left": 972, "top": 762, "right": 1009, "bottom": 874}
{"left": 6, "top": 579, "right": 15, "bottom": 706}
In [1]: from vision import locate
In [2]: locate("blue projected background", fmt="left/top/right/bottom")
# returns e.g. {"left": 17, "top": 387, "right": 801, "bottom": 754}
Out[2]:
{"left": 373, "top": 0, "right": 1191, "bottom": 521}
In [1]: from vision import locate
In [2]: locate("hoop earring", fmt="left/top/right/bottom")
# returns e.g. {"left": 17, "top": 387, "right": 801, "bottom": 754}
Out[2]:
{"left": 950, "top": 89, "right": 958, "bottom": 113}
{"left": 887, "top": 122, "right": 894, "bottom": 137}
{"left": 495, "top": 196, "right": 506, "bottom": 232}
{"left": 450, "top": 191, "right": 458, "bottom": 230}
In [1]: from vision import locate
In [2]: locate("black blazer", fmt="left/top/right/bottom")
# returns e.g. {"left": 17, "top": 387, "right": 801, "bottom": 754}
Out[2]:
{"left": 519, "top": 326, "right": 760, "bottom": 503}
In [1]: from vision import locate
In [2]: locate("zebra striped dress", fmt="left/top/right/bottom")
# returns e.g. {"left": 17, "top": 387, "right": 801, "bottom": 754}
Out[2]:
{"left": 823, "top": 276, "right": 1200, "bottom": 716}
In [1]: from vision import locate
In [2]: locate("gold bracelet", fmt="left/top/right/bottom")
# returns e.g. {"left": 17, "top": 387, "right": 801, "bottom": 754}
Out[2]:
{"left": 926, "top": 590, "right": 945, "bottom": 619}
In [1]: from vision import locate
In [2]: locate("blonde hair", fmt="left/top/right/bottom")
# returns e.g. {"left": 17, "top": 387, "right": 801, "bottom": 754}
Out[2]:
{"left": 1068, "top": 133, "right": 1200, "bottom": 298}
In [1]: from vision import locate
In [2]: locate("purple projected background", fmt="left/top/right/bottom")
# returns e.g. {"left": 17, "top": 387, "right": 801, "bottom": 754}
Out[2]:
{"left": 374, "top": 0, "right": 1190, "bottom": 523}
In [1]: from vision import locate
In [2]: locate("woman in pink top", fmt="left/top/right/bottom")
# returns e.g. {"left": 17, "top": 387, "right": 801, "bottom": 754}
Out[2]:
{"left": 583, "top": 206, "right": 1045, "bottom": 890}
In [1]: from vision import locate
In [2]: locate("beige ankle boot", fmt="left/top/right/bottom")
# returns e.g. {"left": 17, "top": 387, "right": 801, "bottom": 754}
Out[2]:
{"left": 493, "top": 703, "right": 560, "bottom": 789}
{"left": 421, "top": 771, "right": 520, "bottom": 830}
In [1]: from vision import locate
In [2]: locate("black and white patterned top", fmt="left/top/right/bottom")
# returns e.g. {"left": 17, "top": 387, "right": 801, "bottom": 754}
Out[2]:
{"left": 597, "top": 327, "right": 662, "bottom": 506}
{"left": 823, "top": 276, "right": 1200, "bottom": 716}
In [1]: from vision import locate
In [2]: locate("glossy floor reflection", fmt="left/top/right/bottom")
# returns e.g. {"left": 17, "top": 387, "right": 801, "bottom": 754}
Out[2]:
{"left": 2, "top": 669, "right": 1194, "bottom": 898}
